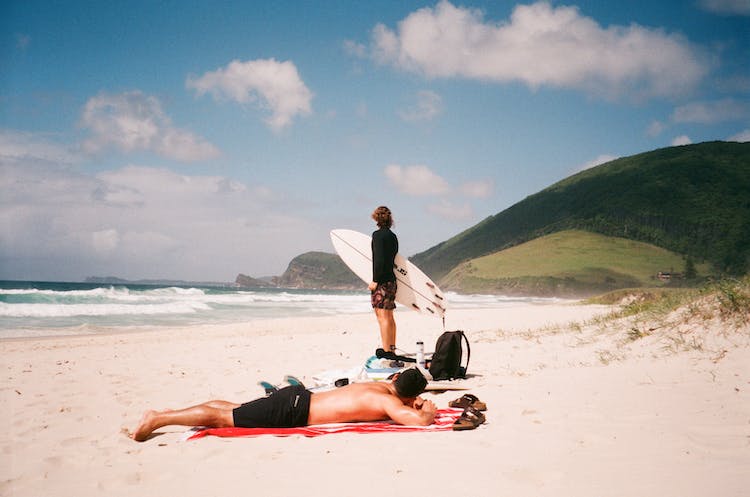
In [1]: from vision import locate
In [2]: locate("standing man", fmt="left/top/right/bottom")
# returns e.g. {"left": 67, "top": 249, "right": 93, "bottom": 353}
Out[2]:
{"left": 369, "top": 206, "right": 399, "bottom": 352}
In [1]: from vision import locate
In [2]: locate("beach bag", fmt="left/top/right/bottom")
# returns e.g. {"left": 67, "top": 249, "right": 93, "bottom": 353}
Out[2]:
{"left": 429, "top": 330, "right": 470, "bottom": 380}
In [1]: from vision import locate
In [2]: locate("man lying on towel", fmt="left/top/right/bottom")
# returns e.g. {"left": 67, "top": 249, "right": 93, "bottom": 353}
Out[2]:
{"left": 131, "top": 368, "right": 434, "bottom": 441}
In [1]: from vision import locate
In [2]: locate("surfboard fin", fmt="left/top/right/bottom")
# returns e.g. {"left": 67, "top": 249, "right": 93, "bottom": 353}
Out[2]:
{"left": 258, "top": 381, "right": 277, "bottom": 396}
{"left": 284, "top": 375, "right": 305, "bottom": 388}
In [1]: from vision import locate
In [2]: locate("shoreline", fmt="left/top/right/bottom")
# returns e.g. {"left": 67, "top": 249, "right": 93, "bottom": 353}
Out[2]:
{"left": 0, "top": 295, "right": 587, "bottom": 341}
{"left": 2, "top": 301, "right": 748, "bottom": 497}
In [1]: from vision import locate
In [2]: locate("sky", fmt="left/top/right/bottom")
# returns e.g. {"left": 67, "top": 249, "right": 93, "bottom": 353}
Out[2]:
{"left": 1, "top": 0, "right": 749, "bottom": 282}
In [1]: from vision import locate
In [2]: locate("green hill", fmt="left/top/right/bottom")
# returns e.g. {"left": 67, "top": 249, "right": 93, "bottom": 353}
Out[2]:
{"left": 441, "top": 230, "right": 711, "bottom": 296}
{"left": 273, "top": 251, "right": 362, "bottom": 289}
{"left": 412, "top": 142, "right": 750, "bottom": 281}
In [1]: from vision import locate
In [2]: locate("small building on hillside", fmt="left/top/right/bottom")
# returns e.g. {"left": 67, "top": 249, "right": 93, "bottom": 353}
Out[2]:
{"left": 657, "top": 271, "right": 684, "bottom": 282}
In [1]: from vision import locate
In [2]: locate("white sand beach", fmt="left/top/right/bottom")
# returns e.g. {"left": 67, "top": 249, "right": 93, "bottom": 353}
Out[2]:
{"left": 2, "top": 301, "right": 748, "bottom": 497}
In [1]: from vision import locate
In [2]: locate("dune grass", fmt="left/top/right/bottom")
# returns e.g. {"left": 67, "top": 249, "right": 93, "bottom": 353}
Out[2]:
{"left": 590, "top": 275, "right": 750, "bottom": 327}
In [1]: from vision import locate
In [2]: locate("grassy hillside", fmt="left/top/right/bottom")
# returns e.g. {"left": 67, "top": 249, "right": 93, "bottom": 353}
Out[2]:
{"left": 412, "top": 141, "right": 750, "bottom": 280}
{"left": 440, "top": 230, "right": 711, "bottom": 296}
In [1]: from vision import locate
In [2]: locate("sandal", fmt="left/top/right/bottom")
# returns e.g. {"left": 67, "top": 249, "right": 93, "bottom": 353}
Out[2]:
{"left": 449, "top": 393, "right": 487, "bottom": 411}
{"left": 452, "top": 406, "right": 486, "bottom": 431}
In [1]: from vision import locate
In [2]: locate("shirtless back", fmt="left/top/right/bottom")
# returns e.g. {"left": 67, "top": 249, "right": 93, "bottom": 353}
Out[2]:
{"left": 308, "top": 381, "right": 436, "bottom": 426}
{"left": 131, "top": 369, "right": 435, "bottom": 441}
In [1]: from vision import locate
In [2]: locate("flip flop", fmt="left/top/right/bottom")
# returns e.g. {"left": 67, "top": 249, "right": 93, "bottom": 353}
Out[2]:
{"left": 449, "top": 393, "right": 487, "bottom": 411}
{"left": 452, "top": 406, "right": 486, "bottom": 431}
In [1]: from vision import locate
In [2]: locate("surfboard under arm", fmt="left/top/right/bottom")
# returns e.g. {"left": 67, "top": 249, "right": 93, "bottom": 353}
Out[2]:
{"left": 330, "top": 229, "right": 447, "bottom": 320}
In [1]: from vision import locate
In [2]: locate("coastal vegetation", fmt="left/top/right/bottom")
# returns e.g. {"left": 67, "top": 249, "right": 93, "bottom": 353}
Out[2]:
{"left": 586, "top": 275, "right": 750, "bottom": 352}
{"left": 599, "top": 275, "right": 749, "bottom": 322}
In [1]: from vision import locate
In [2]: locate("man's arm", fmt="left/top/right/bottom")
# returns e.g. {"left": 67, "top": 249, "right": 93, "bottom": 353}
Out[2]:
{"left": 371, "top": 232, "right": 385, "bottom": 284}
{"left": 383, "top": 396, "right": 436, "bottom": 426}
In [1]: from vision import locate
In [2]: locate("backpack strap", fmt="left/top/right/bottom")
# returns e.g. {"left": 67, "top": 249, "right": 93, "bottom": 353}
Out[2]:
{"left": 459, "top": 330, "right": 470, "bottom": 374}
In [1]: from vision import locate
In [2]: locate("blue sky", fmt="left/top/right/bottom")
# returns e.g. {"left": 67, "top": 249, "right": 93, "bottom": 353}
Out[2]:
{"left": 1, "top": 0, "right": 749, "bottom": 282}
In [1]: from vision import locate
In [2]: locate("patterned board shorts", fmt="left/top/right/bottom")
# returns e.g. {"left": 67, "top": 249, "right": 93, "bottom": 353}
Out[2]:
{"left": 371, "top": 280, "right": 397, "bottom": 310}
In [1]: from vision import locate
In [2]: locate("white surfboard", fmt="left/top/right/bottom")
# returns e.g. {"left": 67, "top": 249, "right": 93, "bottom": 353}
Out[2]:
{"left": 330, "top": 229, "right": 447, "bottom": 319}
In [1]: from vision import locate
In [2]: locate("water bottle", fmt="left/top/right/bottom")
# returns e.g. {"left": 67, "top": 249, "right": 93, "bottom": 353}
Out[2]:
{"left": 416, "top": 341, "right": 425, "bottom": 369}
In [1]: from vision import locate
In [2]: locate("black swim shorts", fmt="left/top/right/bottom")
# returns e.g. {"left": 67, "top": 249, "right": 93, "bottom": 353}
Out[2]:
{"left": 371, "top": 280, "right": 397, "bottom": 310}
{"left": 232, "top": 385, "right": 311, "bottom": 428}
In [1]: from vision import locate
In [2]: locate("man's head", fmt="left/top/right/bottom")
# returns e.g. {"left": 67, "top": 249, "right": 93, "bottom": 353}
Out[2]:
{"left": 393, "top": 368, "right": 428, "bottom": 398}
{"left": 372, "top": 206, "right": 393, "bottom": 229}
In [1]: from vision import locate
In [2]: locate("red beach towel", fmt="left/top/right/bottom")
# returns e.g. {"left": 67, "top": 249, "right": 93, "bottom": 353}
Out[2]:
{"left": 186, "top": 408, "right": 465, "bottom": 440}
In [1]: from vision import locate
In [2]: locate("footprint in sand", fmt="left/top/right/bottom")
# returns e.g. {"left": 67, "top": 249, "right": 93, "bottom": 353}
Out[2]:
{"left": 43, "top": 455, "right": 63, "bottom": 466}
{"left": 59, "top": 436, "right": 86, "bottom": 447}
{"left": 521, "top": 409, "right": 542, "bottom": 424}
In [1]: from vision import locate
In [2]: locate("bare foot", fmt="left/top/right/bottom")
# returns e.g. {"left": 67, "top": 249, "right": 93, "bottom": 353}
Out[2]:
{"left": 132, "top": 410, "right": 158, "bottom": 442}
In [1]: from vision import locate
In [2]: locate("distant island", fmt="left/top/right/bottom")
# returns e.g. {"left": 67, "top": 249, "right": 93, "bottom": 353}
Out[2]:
{"left": 234, "top": 274, "right": 275, "bottom": 288}
{"left": 269, "top": 251, "right": 362, "bottom": 290}
{"left": 85, "top": 252, "right": 363, "bottom": 291}
{"left": 83, "top": 276, "right": 234, "bottom": 288}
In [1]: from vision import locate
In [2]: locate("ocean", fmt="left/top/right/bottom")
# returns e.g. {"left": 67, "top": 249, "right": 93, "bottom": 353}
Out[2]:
{"left": 0, "top": 280, "right": 558, "bottom": 339}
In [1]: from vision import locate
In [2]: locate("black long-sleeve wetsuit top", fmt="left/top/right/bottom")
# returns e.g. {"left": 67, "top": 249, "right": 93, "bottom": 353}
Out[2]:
{"left": 371, "top": 227, "right": 398, "bottom": 283}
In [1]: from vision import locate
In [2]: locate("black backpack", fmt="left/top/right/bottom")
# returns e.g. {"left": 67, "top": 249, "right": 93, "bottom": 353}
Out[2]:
{"left": 429, "top": 330, "right": 470, "bottom": 380}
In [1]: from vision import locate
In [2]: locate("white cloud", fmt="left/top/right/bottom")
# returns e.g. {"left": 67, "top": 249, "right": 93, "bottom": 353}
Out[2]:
{"left": 343, "top": 39, "right": 367, "bottom": 58}
{"left": 650, "top": 99, "right": 749, "bottom": 139}
{"left": 384, "top": 164, "right": 450, "bottom": 196}
{"left": 0, "top": 156, "right": 316, "bottom": 281}
{"left": 577, "top": 154, "right": 618, "bottom": 172}
{"left": 728, "top": 129, "right": 750, "bottom": 142}
{"left": 92, "top": 229, "right": 120, "bottom": 254}
{"left": 671, "top": 98, "right": 750, "bottom": 124}
{"left": 399, "top": 90, "right": 443, "bottom": 122}
{"left": 459, "top": 179, "right": 493, "bottom": 198}
{"left": 81, "top": 91, "right": 220, "bottom": 161}
{"left": 0, "top": 129, "right": 80, "bottom": 165}
{"left": 671, "top": 135, "right": 693, "bottom": 146}
{"left": 370, "top": 1, "right": 708, "bottom": 99}
{"left": 187, "top": 58, "right": 313, "bottom": 131}
{"left": 699, "top": 0, "right": 750, "bottom": 16}
{"left": 382, "top": 165, "right": 492, "bottom": 222}
{"left": 647, "top": 120, "right": 666, "bottom": 137}
{"left": 427, "top": 199, "right": 473, "bottom": 221}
